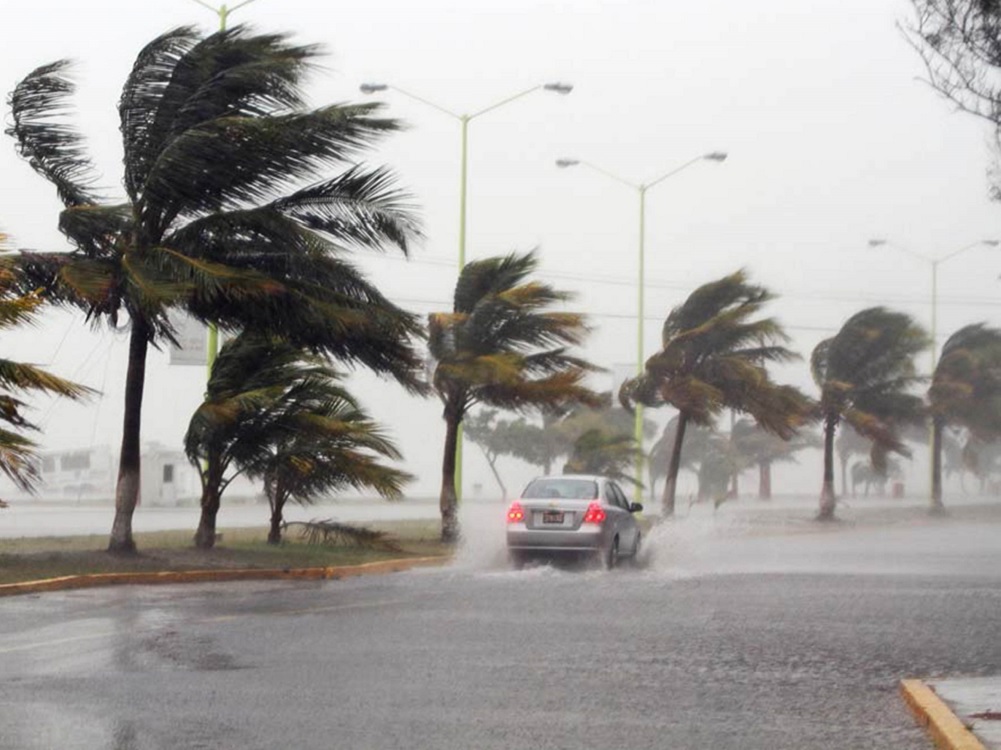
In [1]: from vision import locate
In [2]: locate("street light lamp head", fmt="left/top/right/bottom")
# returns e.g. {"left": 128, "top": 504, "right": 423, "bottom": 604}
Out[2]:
{"left": 982, "top": 240, "right": 1000, "bottom": 247}
{"left": 543, "top": 82, "right": 574, "bottom": 95}
{"left": 703, "top": 151, "right": 728, "bottom": 162}
{"left": 555, "top": 158, "right": 580, "bottom": 168}
{"left": 359, "top": 83, "right": 388, "bottom": 94}
{"left": 868, "top": 239, "right": 887, "bottom": 248}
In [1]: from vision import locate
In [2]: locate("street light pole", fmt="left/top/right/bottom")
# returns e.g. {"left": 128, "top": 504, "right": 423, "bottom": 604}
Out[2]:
{"left": 360, "top": 82, "right": 572, "bottom": 271}
{"left": 361, "top": 81, "right": 572, "bottom": 501}
{"left": 190, "top": 0, "right": 259, "bottom": 31}
{"left": 869, "top": 237, "right": 999, "bottom": 504}
{"left": 557, "top": 152, "right": 728, "bottom": 502}
{"left": 868, "top": 238, "right": 999, "bottom": 371}
{"left": 188, "top": 0, "right": 261, "bottom": 379}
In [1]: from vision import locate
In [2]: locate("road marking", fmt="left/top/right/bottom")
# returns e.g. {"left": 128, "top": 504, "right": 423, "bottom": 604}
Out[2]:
{"left": 1, "top": 599, "right": 411, "bottom": 654}
{"left": 0, "top": 631, "right": 114, "bottom": 655}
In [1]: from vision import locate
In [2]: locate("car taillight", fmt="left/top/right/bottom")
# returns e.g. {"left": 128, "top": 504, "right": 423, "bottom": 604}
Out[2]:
{"left": 582, "top": 502, "right": 606, "bottom": 524}
{"left": 506, "top": 501, "right": 525, "bottom": 523}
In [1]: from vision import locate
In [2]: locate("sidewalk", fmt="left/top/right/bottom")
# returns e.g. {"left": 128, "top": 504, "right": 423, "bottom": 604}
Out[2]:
{"left": 903, "top": 678, "right": 1001, "bottom": 750}
{"left": 934, "top": 678, "right": 1001, "bottom": 750}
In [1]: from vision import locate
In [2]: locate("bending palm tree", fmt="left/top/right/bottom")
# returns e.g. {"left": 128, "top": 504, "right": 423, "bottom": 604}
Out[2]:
{"left": 812, "top": 307, "right": 926, "bottom": 520}
{"left": 186, "top": 331, "right": 411, "bottom": 545}
{"left": 185, "top": 332, "right": 320, "bottom": 548}
{"left": 620, "top": 270, "right": 812, "bottom": 516}
{"left": 6, "top": 27, "right": 423, "bottom": 553}
{"left": 928, "top": 323, "right": 1001, "bottom": 512}
{"left": 429, "top": 251, "right": 600, "bottom": 542}
{"left": 0, "top": 234, "right": 92, "bottom": 497}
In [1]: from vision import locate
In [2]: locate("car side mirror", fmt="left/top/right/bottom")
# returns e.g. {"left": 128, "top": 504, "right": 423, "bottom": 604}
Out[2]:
{"left": 629, "top": 502, "right": 643, "bottom": 513}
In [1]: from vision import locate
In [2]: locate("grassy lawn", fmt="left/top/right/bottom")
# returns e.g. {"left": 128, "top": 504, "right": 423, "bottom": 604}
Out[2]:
{"left": 0, "top": 519, "right": 450, "bottom": 586}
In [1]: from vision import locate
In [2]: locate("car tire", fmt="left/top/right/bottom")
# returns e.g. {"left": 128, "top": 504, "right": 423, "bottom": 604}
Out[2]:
{"left": 603, "top": 537, "right": 619, "bottom": 570}
{"left": 508, "top": 549, "right": 526, "bottom": 570}
{"left": 631, "top": 533, "right": 642, "bottom": 563}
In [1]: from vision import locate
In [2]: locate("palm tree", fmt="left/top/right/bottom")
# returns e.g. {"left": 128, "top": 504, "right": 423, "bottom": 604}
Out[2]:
{"left": 7, "top": 27, "right": 423, "bottom": 553}
{"left": 562, "top": 429, "right": 638, "bottom": 485}
{"left": 185, "top": 332, "right": 319, "bottom": 548}
{"left": 0, "top": 234, "right": 93, "bottom": 497}
{"left": 730, "top": 417, "right": 821, "bottom": 500}
{"left": 835, "top": 425, "right": 870, "bottom": 497}
{"left": 620, "top": 270, "right": 812, "bottom": 516}
{"left": 186, "top": 331, "right": 411, "bottom": 545}
{"left": 928, "top": 323, "right": 1001, "bottom": 512}
{"left": 812, "top": 307, "right": 927, "bottom": 520}
{"left": 428, "top": 251, "right": 601, "bottom": 542}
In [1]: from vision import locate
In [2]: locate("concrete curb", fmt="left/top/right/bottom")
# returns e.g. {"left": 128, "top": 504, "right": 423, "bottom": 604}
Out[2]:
{"left": 901, "top": 679, "right": 987, "bottom": 750}
{"left": 0, "top": 555, "right": 450, "bottom": 598}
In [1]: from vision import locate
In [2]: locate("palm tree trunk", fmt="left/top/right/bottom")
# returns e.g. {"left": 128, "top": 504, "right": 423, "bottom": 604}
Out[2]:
{"left": 839, "top": 454, "right": 848, "bottom": 498}
{"left": 267, "top": 481, "right": 285, "bottom": 545}
{"left": 268, "top": 504, "right": 284, "bottom": 545}
{"left": 108, "top": 321, "right": 149, "bottom": 554}
{"left": 930, "top": 417, "right": 945, "bottom": 514}
{"left": 439, "top": 411, "right": 461, "bottom": 543}
{"left": 758, "top": 460, "right": 772, "bottom": 500}
{"left": 818, "top": 415, "right": 837, "bottom": 521}
{"left": 194, "top": 448, "right": 224, "bottom": 549}
{"left": 662, "top": 413, "right": 688, "bottom": 517}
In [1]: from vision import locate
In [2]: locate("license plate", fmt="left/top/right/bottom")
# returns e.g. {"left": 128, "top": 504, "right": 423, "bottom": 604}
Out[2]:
{"left": 542, "top": 510, "right": 565, "bottom": 524}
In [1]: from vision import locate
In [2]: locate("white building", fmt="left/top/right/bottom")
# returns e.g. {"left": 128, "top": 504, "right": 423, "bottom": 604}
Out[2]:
{"left": 28, "top": 443, "right": 213, "bottom": 506}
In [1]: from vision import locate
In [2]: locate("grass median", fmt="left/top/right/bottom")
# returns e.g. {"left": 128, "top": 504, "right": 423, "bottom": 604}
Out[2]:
{"left": 0, "top": 519, "right": 450, "bottom": 586}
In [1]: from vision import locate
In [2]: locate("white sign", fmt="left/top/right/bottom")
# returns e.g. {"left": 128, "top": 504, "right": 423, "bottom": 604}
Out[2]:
{"left": 168, "top": 312, "right": 208, "bottom": 366}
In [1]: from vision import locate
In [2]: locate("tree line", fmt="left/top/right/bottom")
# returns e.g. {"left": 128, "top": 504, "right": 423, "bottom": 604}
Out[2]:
{"left": 3, "top": 18, "right": 1001, "bottom": 551}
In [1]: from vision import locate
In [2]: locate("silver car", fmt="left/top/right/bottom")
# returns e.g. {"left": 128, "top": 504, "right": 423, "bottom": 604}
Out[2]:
{"left": 505, "top": 475, "right": 643, "bottom": 569}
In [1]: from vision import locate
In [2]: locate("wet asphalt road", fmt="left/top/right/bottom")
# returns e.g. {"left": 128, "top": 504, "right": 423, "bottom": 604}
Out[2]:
{"left": 2, "top": 511, "right": 1001, "bottom": 750}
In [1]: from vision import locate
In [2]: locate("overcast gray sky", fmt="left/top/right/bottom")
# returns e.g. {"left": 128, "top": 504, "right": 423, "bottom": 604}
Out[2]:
{"left": 2, "top": 0, "right": 1000, "bottom": 498}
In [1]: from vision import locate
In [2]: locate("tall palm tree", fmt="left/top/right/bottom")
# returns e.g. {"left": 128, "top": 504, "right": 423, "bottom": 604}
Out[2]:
{"left": 186, "top": 331, "right": 411, "bottom": 545}
{"left": 428, "top": 251, "right": 600, "bottom": 542}
{"left": 812, "top": 307, "right": 927, "bottom": 520}
{"left": 928, "top": 323, "right": 1001, "bottom": 512}
{"left": 0, "top": 234, "right": 93, "bottom": 497}
{"left": 620, "top": 270, "right": 812, "bottom": 516}
{"left": 6, "top": 27, "right": 423, "bottom": 553}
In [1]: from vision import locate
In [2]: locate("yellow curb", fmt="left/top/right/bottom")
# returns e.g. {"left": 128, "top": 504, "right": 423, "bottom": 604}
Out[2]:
{"left": 0, "top": 555, "right": 450, "bottom": 598}
{"left": 900, "top": 679, "right": 987, "bottom": 750}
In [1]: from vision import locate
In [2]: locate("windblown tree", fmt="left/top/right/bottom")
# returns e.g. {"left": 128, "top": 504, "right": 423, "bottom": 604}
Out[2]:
{"left": 502, "top": 395, "right": 653, "bottom": 477}
{"left": 562, "top": 429, "right": 638, "bottom": 485}
{"left": 648, "top": 416, "right": 714, "bottom": 502}
{"left": 906, "top": 1, "right": 1001, "bottom": 195}
{"left": 463, "top": 408, "right": 523, "bottom": 500}
{"left": 428, "top": 251, "right": 601, "bottom": 542}
{"left": 928, "top": 323, "right": 1001, "bottom": 511}
{"left": 812, "top": 307, "right": 927, "bottom": 520}
{"left": 728, "top": 417, "right": 819, "bottom": 500}
{"left": 0, "top": 233, "right": 92, "bottom": 498}
{"left": 620, "top": 270, "right": 813, "bottom": 516}
{"left": 6, "top": 27, "right": 423, "bottom": 553}
{"left": 186, "top": 331, "right": 411, "bottom": 545}
{"left": 185, "top": 332, "right": 322, "bottom": 548}
{"left": 835, "top": 425, "right": 871, "bottom": 497}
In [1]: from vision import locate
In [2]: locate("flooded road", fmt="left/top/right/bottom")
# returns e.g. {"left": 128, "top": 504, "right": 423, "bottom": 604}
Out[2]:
{"left": 2, "top": 500, "right": 1000, "bottom": 749}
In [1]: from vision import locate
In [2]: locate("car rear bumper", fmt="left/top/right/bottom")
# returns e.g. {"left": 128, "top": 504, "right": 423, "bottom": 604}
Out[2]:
{"left": 506, "top": 527, "right": 605, "bottom": 551}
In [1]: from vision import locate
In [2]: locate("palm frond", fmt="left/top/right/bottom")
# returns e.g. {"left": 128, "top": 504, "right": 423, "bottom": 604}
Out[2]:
{"left": 7, "top": 60, "right": 101, "bottom": 207}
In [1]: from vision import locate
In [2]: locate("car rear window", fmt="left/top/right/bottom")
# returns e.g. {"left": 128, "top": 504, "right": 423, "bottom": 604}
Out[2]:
{"left": 522, "top": 478, "right": 598, "bottom": 500}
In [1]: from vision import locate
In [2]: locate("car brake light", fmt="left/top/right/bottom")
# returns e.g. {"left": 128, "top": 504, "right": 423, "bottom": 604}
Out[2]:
{"left": 507, "top": 501, "right": 525, "bottom": 523}
{"left": 582, "top": 502, "right": 606, "bottom": 524}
